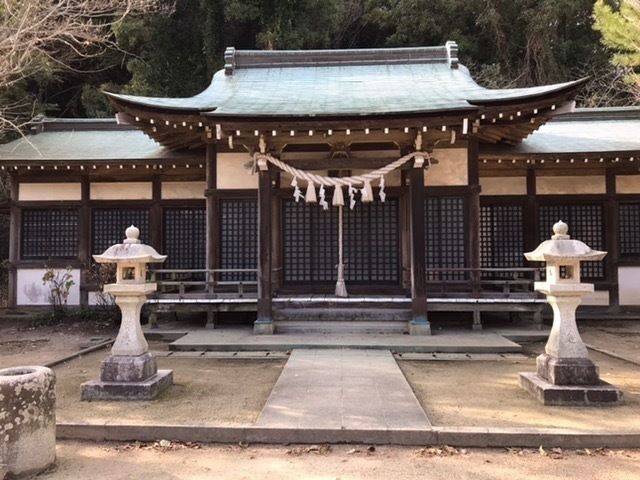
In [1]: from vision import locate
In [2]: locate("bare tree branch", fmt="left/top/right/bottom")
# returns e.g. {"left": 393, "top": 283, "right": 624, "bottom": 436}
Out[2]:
{"left": 0, "top": 0, "right": 170, "bottom": 139}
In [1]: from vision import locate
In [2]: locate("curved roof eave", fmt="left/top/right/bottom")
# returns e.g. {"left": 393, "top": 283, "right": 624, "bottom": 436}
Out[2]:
{"left": 467, "top": 78, "right": 588, "bottom": 106}
{"left": 103, "top": 90, "right": 218, "bottom": 113}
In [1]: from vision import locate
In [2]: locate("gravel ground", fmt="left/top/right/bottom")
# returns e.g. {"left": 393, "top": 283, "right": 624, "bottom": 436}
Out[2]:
{"left": 54, "top": 351, "right": 285, "bottom": 425}
{"left": 400, "top": 342, "right": 640, "bottom": 430}
{"left": 39, "top": 441, "right": 640, "bottom": 480}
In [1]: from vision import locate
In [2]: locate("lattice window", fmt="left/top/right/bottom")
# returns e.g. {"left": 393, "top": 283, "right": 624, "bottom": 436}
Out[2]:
{"left": 619, "top": 202, "right": 640, "bottom": 256}
{"left": 219, "top": 198, "right": 257, "bottom": 281}
{"left": 92, "top": 208, "right": 149, "bottom": 255}
{"left": 163, "top": 208, "right": 206, "bottom": 270}
{"left": 282, "top": 198, "right": 400, "bottom": 284}
{"left": 344, "top": 198, "right": 400, "bottom": 283}
{"left": 539, "top": 204, "right": 604, "bottom": 279}
{"left": 22, "top": 209, "right": 78, "bottom": 259}
{"left": 425, "top": 196, "right": 466, "bottom": 280}
{"left": 480, "top": 204, "right": 524, "bottom": 277}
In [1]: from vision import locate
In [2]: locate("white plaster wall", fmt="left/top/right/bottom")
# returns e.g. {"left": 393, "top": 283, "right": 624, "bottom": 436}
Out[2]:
{"left": 88, "top": 291, "right": 115, "bottom": 306}
{"left": 217, "top": 153, "right": 257, "bottom": 189}
{"left": 90, "top": 182, "right": 152, "bottom": 200}
{"left": 616, "top": 175, "right": 640, "bottom": 194}
{"left": 425, "top": 148, "right": 468, "bottom": 186}
{"left": 17, "top": 268, "right": 81, "bottom": 306}
{"left": 19, "top": 183, "right": 82, "bottom": 201}
{"left": 581, "top": 290, "right": 610, "bottom": 306}
{"left": 536, "top": 176, "right": 606, "bottom": 195}
{"left": 161, "top": 181, "right": 206, "bottom": 199}
{"left": 480, "top": 177, "right": 527, "bottom": 196}
{"left": 618, "top": 267, "right": 640, "bottom": 305}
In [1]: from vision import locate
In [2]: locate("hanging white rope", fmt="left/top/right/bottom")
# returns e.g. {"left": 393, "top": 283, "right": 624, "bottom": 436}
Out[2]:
{"left": 253, "top": 149, "right": 432, "bottom": 209}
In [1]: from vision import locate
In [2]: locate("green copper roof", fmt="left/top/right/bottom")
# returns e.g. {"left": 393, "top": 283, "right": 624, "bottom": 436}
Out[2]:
{"left": 0, "top": 120, "right": 198, "bottom": 162}
{"left": 106, "top": 43, "right": 585, "bottom": 118}
{"left": 483, "top": 108, "right": 640, "bottom": 157}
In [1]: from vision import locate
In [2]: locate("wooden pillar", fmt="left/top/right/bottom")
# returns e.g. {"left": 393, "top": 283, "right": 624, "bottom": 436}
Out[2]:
{"left": 150, "top": 175, "right": 162, "bottom": 252}
{"left": 254, "top": 167, "right": 274, "bottom": 334}
{"left": 408, "top": 166, "right": 430, "bottom": 335}
{"left": 467, "top": 138, "right": 481, "bottom": 311}
{"left": 523, "top": 169, "right": 538, "bottom": 253}
{"left": 78, "top": 176, "right": 91, "bottom": 307}
{"left": 271, "top": 171, "right": 282, "bottom": 291}
{"left": 7, "top": 175, "right": 19, "bottom": 310}
{"left": 605, "top": 169, "right": 620, "bottom": 309}
{"left": 205, "top": 143, "right": 219, "bottom": 327}
{"left": 400, "top": 168, "right": 411, "bottom": 289}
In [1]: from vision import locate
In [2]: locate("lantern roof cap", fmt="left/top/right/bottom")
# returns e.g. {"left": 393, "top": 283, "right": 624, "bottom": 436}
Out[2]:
{"left": 93, "top": 225, "right": 167, "bottom": 264}
{"left": 524, "top": 220, "right": 607, "bottom": 262}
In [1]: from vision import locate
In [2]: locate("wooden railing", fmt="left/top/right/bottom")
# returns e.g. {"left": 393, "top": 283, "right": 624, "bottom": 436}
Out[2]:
{"left": 150, "top": 268, "right": 258, "bottom": 297}
{"left": 425, "top": 267, "right": 543, "bottom": 298}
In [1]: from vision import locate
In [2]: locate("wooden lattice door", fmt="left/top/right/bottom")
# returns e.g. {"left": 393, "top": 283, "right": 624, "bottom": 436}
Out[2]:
{"left": 282, "top": 198, "right": 400, "bottom": 285}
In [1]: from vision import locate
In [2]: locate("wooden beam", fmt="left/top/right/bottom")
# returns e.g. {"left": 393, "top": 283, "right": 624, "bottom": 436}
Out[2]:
{"left": 408, "top": 165, "right": 430, "bottom": 335}
{"left": 255, "top": 167, "right": 274, "bottom": 334}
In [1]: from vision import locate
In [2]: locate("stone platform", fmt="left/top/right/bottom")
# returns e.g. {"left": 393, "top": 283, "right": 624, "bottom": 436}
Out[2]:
{"left": 256, "top": 349, "right": 431, "bottom": 429}
{"left": 81, "top": 370, "right": 173, "bottom": 401}
{"left": 168, "top": 328, "right": 523, "bottom": 353}
{"left": 519, "top": 372, "right": 623, "bottom": 406}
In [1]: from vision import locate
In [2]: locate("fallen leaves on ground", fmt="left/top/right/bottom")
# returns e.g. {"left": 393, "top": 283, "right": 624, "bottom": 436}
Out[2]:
{"left": 107, "top": 440, "right": 202, "bottom": 452}
{"left": 415, "top": 445, "right": 468, "bottom": 457}
{"left": 538, "top": 446, "right": 565, "bottom": 459}
{"left": 346, "top": 446, "right": 376, "bottom": 455}
{"left": 286, "top": 445, "right": 332, "bottom": 456}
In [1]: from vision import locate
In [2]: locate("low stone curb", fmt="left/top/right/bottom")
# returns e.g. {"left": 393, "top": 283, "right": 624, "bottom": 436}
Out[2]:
{"left": 44, "top": 339, "right": 114, "bottom": 368}
{"left": 586, "top": 343, "right": 640, "bottom": 367}
{"left": 56, "top": 423, "right": 640, "bottom": 448}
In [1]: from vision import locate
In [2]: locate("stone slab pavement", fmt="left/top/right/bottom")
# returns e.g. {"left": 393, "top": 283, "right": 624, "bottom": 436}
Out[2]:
{"left": 256, "top": 349, "right": 431, "bottom": 430}
{"left": 169, "top": 328, "right": 521, "bottom": 353}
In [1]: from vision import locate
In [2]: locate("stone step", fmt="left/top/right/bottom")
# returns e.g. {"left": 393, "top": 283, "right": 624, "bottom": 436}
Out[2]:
{"left": 273, "top": 307, "right": 412, "bottom": 323}
{"left": 275, "top": 320, "right": 408, "bottom": 334}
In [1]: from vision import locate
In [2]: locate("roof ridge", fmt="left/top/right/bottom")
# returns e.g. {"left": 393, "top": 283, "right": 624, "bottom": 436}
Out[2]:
{"left": 29, "top": 116, "right": 134, "bottom": 133}
{"left": 551, "top": 106, "right": 640, "bottom": 122}
{"left": 224, "top": 42, "right": 459, "bottom": 75}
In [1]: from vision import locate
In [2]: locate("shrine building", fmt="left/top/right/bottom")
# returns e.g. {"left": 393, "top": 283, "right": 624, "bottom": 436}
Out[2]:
{"left": 1, "top": 43, "right": 640, "bottom": 334}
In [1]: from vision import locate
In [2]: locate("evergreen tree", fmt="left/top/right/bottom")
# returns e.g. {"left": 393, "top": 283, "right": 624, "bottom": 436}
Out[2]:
{"left": 593, "top": 0, "right": 640, "bottom": 99}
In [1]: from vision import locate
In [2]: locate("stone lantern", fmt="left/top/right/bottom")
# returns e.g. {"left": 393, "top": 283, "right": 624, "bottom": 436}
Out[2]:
{"left": 519, "top": 220, "right": 623, "bottom": 405}
{"left": 81, "top": 225, "right": 173, "bottom": 401}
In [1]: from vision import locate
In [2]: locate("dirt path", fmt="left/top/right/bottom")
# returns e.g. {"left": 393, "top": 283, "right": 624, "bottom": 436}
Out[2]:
{"left": 41, "top": 441, "right": 640, "bottom": 480}
{"left": 0, "top": 319, "right": 117, "bottom": 368}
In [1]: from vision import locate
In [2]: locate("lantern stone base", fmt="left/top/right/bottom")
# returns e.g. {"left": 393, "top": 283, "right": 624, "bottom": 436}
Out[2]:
{"left": 81, "top": 353, "right": 172, "bottom": 401}
{"left": 519, "top": 372, "right": 623, "bottom": 406}
{"left": 536, "top": 354, "right": 600, "bottom": 385}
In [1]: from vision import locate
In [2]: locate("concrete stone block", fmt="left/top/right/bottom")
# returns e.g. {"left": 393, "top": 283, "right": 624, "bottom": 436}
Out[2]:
{"left": 519, "top": 372, "right": 623, "bottom": 406}
{"left": 81, "top": 370, "right": 173, "bottom": 401}
{"left": 100, "top": 353, "right": 157, "bottom": 382}
{"left": 409, "top": 321, "right": 431, "bottom": 336}
{"left": 536, "top": 354, "right": 599, "bottom": 385}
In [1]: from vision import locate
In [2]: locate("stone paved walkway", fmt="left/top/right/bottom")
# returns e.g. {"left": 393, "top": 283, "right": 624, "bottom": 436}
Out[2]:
{"left": 256, "top": 349, "right": 431, "bottom": 430}
{"left": 169, "top": 329, "right": 522, "bottom": 353}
